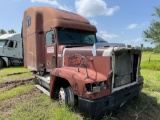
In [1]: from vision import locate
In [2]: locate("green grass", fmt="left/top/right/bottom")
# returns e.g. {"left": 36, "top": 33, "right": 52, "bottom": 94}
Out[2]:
{"left": 0, "top": 84, "right": 34, "bottom": 101}
{"left": 141, "top": 52, "right": 160, "bottom": 62}
{"left": 0, "top": 66, "right": 31, "bottom": 75}
{"left": 7, "top": 94, "right": 83, "bottom": 120}
{"left": 0, "top": 66, "right": 34, "bottom": 83}
{"left": 141, "top": 52, "right": 160, "bottom": 70}
{"left": 141, "top": 60, "right": 160, "bottom": 71}
{"left": 141, "top": 69, "right": 160, "bottom": 91}
{"left": 0, "top": 72, "right": 34, "bottom": 83}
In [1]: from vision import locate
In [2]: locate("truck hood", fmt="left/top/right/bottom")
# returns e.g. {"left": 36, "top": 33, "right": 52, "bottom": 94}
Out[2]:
{"left": 63, "top": 46, "right": 95, "bottom": 56}
{"left": 62, "top": 44, "right": 141, "bottom": 70}
{"left": 62, "top": 42, "right": 140, "bottom": 58}
{"left": 62, "top": 42, "right": 126, "bottom": 57}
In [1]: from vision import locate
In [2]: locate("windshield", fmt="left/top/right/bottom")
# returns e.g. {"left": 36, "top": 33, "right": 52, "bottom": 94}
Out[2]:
{"left": 57, "top": 28, "right": 96, "bottom": 45}
{"left": 0, "top": 40, "right": 8, "bottom": 47}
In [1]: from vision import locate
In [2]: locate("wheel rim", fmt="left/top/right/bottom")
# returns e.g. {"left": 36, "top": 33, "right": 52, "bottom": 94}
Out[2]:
{"left": 58, "top": 88, "right": 66, "bottom": 105}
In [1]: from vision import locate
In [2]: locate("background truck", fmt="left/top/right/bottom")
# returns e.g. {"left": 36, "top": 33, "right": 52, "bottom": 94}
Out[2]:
{"left": 22, "top": 6, "right": 143, "bottom": 116}
{"left": 0, "top": 33, "right": 23, "bottom": 67}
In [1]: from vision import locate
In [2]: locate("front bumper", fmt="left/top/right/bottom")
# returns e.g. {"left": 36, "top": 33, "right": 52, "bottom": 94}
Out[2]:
{"left": 78, "top": 83, "right": 143, "bottom": 116}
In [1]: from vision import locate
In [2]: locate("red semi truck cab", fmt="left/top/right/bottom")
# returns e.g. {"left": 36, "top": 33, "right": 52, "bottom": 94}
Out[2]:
{"left": 22, "top": 6, "right": 143, "bottom": 116}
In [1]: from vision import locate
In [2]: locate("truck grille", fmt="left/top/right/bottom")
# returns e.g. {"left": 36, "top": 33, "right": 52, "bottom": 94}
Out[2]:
{"left": 113, "top": 51, "right": 138, "bottom": 88}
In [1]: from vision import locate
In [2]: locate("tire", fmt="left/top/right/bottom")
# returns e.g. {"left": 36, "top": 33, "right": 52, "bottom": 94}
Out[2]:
{"left": 0, "top": 58, "right": 4, "bottom": 68}
{"left": 58, "top": 86, "right": 74, "bottom": 106}
{"left": 36, "top": 70, "right": 46, "bottom": 76}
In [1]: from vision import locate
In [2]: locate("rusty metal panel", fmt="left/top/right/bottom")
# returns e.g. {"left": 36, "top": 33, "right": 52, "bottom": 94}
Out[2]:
{"left": 23, "top": 32, "right": 45, "bottom": 71}
{"left": 22, "top": 6, "right": 97, "bottom": 71}
{"left": 50, "top": 56, "right": 111, "bottom": 99}
{"left": 23, "top": 6, "right": 96, "bottom": 38}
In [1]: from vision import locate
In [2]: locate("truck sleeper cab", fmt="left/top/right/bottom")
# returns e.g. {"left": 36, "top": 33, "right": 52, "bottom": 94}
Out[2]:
{"left": 0, "top": 33, "right": 23, "bottom": 67}
{"left": 22, "top": 6, "right": 143, "bottom": 117}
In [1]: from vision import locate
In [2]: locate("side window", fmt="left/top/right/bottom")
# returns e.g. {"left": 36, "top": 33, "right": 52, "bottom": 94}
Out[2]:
{"left": 46, "top": 31, "right": 55, "bottom": 45}
{"left": 8, "top": 40, "right": 14, "bottom": 48}
{"left": 14, "top": 41, "right": 17, "bottom": 48}
{"left": 26, "top": 15, "right": 31, "bottom": 27}
{"left": 4, "top": 40, "right": 8, "bottom": 46}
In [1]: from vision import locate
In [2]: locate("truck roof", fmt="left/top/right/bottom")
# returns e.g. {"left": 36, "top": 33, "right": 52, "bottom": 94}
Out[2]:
{"left": 0, "top": 33, "right": 21, "bottom": 41}
{"left": 23, "top": 6, "right": 97, "bottom": 37}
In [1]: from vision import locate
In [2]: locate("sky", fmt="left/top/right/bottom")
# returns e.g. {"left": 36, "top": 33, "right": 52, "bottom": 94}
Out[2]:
{"left": 0, "top": 0, "right": 159, "bottom": 47}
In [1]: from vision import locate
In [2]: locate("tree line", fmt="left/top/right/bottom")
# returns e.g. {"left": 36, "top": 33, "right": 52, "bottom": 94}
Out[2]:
{"left": 0, "top": 29, "right": 16, "bottom": 35}
{"left": 135, "top": 46, "right": 160, "bottom": 53}
{"left": 143, "top": 6, "right": 160, "bottom": 53}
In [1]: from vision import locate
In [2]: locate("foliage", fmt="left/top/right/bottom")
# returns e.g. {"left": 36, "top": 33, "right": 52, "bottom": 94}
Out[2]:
{"left": 143, "top": 7, "right": 160, "bottom": 44}
{"left": 135, "top": 46, "right": 154, "bottom": 52}
{"left": 143, "top": 47, "right": 153, "bottom": 52}
{"left": 154, "top": 44, "right": 160, "bottom": 53}
{"left": 0, "top": 29, "right": 16, "bottom": 35}
{"left": 8, "top": 29, "right": 16, "bottom": 34}
{"left": 0, "top": 29, "right": 6, "bottom": 35}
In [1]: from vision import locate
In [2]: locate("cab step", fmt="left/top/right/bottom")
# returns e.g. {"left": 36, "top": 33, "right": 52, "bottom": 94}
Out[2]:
{"left": 34, "top": 73, "right": 50, "bottom": 96}
{"left": 35, "top": 85, "right": 50, "bottom": 96}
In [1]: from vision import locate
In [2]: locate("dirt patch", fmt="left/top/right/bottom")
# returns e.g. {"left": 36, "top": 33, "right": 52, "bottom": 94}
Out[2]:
{"left": 0, "top": 76, "right": 45, "bottom": 117}
{"left": 0, "top": 77, "right": 34, "bottom": 90}
{"left": 154, "top": 89, "right": 160, "bottom": 92}
{"left": 0, "top": 88, "right": 42, "bottom": 117}
{"left": 0, "top": 72, "right": 30, "bottom": 77}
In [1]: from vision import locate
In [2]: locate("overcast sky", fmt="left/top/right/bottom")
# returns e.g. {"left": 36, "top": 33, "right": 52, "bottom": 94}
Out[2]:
{"left": 0, "top": 0, "right": 159, "bottom": 47}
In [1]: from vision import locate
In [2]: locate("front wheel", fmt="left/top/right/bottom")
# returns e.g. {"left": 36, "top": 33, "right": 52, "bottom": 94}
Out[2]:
{"left": 58, "top": 86, "right": 74, "bottom": 106}
{"left": 0, "top": 58, "right": 4, "bottom": 68}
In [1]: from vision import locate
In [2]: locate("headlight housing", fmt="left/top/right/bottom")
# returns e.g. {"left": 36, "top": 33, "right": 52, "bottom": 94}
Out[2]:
{"left": 85, "top": 81, "right": 107, "bottom": 93}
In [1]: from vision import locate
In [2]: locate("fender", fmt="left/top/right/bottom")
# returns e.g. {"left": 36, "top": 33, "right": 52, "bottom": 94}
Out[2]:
{"left": 1, "top": 57, "right": 9, "bottom": 66}
{"left": 50, "top": 67, "right": 110, "bottom": 99}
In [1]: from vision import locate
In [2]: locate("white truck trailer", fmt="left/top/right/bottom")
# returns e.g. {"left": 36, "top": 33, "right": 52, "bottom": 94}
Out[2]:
{"left": 0, "top": 33, "right": 23, "bottom": 67}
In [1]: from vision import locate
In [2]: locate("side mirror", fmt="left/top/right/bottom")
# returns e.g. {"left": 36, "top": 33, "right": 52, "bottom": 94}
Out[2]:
{"left": 52, "top": 34, "right": 55, "bottom": 43}
{"left": 52, "top": 34, "right": 54, "bottom": 39}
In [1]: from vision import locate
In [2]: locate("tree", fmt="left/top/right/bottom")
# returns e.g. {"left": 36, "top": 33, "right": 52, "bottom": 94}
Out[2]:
{"left": 143, "top": 47, "right": 153, "bottom": 52}
{"left": 0, "top": 29, "right": 7, "bottom": 35}
{"left": 8, "top": 29, "right": 16, "bottom": 34}
{"left": 154, "top": 44, "right": 160, "bottom": 53}
{"left": 143, "top": 7, "right": 160, "bottom": 44}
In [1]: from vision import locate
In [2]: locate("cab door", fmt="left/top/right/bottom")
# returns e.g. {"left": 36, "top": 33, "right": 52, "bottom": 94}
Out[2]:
{"left": 6, "top": 40, "right": 17, "bottom": 58}
{"left": 45, "top": 30, "right": 57, "bottom": 72}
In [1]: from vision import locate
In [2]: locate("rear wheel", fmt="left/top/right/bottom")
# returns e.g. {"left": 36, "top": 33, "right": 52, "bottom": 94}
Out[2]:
{"left": 36, "top": 69, "right": 46, "bottom": 76}
{"left": 58, "top": 86, "right": 74, "bottom": 106}
{"left": 0, "top": 58, "right": 4, "bottom": 68}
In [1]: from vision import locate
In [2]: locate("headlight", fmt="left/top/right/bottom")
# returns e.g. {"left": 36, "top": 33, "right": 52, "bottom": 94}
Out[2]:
{"left": 85, "top": 81, "right": 107, "bottom": 93}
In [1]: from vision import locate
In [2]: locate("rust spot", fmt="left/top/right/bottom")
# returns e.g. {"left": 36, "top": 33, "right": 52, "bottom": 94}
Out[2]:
{"left": 68, "top": 56, "right": 80, "bottom": 67}
{"left": 55, "top": 69, "right": 61, "bottom": 76}
{"left": 72, "top": 82, "right": 80, "bottom": 95}
{"left": 73, "top": 82, "right": 78, "bottom": 88}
